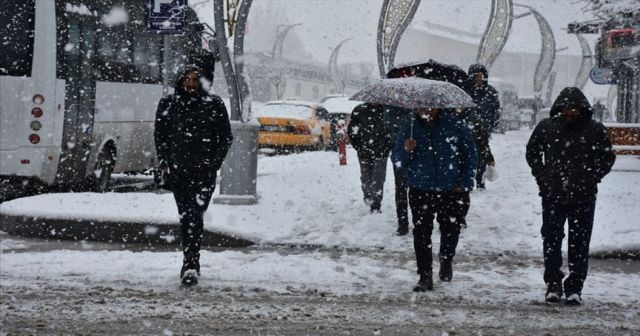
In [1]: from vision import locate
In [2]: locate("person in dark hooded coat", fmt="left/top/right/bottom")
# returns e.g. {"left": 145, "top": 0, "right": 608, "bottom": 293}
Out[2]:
{"left": 466, "top": 64, "right": 500, "bottom": 189}
{"left": 526, "top": 87, "right": 615, "bottom": 305}
{"left": 154, "top": 65, "right": 233, "bottom": 286}
{"left": 347, "top": 103, "right": 393, "bottom": 213}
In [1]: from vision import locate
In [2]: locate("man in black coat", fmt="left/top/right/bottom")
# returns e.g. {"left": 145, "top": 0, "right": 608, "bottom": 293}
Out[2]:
{"left": 466, "top": 64, "right": 500, "bottom": 189}
{"left": 154, "top": 65, "right": 233, "bottom": 286}
{"left": 347, "top": 103, "right": 393, "bottom": 213}
{"left": 526, "top": 87, "right": 615, "bottom": 305}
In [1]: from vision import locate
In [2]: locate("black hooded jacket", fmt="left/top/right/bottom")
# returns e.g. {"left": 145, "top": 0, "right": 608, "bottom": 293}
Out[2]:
{"left": 154, "top": 66, "right": 233, "bottom": 184}
{"left": 466, "top": 64, "right": 501, "bottom": 133}
{"left": 526, "top": 87, "right": 615, "bottom": 204}
{"left": 347, "top": 103, "right": 393, "bottom": 159}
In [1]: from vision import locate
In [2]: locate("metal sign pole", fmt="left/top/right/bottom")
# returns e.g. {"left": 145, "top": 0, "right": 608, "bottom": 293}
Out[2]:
{"left": 163, "top": 35, "right": 170, "bottom": 98}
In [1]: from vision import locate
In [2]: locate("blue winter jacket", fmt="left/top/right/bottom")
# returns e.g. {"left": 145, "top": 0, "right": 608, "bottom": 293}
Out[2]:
{"left": 391, "top": 112, "right": 478, "bottom": 192}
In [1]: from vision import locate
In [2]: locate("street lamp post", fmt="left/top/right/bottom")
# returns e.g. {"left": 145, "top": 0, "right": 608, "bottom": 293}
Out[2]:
{"left": 328, "top": 38, "right": 352, "bottom": 95}
{"left": 270, "top": 23, "right": 301, "bottom": 100}
{"left": 377, "top": 0, "right": 422, "bottom": 78}
{"left": 477, "top": 0, "right": 513, "bottom": 69}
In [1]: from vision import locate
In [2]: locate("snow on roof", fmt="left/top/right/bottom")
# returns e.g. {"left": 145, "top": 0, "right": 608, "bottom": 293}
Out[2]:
{"left": 320, "top": 96, "right": 363, "bottom": 114}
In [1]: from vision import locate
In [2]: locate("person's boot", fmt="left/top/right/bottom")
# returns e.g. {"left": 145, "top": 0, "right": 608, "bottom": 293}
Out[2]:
{"left": 181, "top": 269, "right": 198, "bottom": 287}
{"left": 565, "top": 293, "right": 582, "bottom": 306}
{"left": 545, "top": 282, "right": 563, "bottom": 303}
{"left": 370, "top": 205, "right": 381, "bottom": 214}
{"left": 180, "top": 251, "right": 200, "bottom": 286}
{"left": 396, "top": 226, "right": 409, "bottom": 236}
{"left": 476, "top": 180, "right": 485, "bottom": 190}
{"left": 413, "top": 272, "right": 433, "bottom": 292}
{"left": 439, "top": 259, "right": 453, "bottom": 282}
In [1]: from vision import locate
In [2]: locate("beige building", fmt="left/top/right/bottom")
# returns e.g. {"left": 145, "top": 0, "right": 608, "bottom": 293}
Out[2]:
{"left": 395, "top": 25, "right": 584, "bottom": 102}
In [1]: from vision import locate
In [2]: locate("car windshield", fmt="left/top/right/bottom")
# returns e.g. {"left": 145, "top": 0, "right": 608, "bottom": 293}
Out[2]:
{"left": 257, "top": 104, "right": 312, "bottom": 119}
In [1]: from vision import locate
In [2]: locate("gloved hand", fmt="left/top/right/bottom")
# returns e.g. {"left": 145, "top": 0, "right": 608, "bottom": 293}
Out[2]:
{"left": 404, "top": 138, "right": 417, "bottom": 153}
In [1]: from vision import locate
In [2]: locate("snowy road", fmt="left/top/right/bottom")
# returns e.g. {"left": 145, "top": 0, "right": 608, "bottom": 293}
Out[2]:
{"left": 1, "top": 234, "right": 639, "bottom": 335}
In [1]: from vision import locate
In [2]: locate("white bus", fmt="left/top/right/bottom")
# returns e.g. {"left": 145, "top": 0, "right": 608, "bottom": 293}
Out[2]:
{"left": 0, "top": 0, "right": 215, "bottom": 192}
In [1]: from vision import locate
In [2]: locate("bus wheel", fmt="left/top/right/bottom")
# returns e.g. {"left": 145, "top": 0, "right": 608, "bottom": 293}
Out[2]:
{"left": 94, "top": 146, "right": 116, "bottom": 193}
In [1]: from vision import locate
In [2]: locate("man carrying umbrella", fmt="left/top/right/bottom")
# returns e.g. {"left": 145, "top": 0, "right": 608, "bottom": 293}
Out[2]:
{"left": 384, "top": 60, "right": 469, "bottom": 236}
{"left": 351, "top": 77, "right": 477, "bottom": 291}
{"left": 392, "top": 107, "right": 477, "bottom": 291}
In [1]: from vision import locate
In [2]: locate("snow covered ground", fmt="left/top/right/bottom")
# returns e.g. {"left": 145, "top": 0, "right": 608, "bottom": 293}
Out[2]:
{"left": 1, "top": 238, "right": 639, "bottom": 334}
{"left": 2, "top": 129, "right": 639, "bottom": 334}
{"left": 2, "top": 129, "right": 639, "bottom": 257}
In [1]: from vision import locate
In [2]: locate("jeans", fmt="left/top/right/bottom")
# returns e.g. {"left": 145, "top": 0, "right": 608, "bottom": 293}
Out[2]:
{"left": 409, "top": 188, "right": 470, "bottom": 275}
{"left": 541, "top": 199, "right": 595, "bottom": 295}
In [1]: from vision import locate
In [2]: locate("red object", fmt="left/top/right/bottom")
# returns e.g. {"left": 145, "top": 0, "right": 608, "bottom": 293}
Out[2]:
{"left": 29, "top": 134, "right": 40, "bottom": 144}
{"left": 338, "top": 141, "right": 347, "bottom": 165}
{"left": 607, "top": 28, "right": 636, "bottom": 48}
{"left": 338, "top": 137, "right": 347, "bottom": 165}
{"left": 32, "top": 107, "right": 43, "bottom": 118}
{"left": 291, "top": 125, "right": 311, "bottom": 135}
{"left": 20, "top": 159, "right": 30, "bottom": 164}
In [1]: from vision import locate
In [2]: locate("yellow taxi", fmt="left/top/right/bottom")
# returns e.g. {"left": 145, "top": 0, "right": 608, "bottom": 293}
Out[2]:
{"left": 256, "top": 100, "right": 332, "bottom": 151}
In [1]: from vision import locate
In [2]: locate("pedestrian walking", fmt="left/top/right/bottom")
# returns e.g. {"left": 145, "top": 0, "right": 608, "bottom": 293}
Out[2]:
{"left": 392, "top": 108, "right": 477, "bottom": 291}
{"left": 456, "top": 107, "right": 493, "bottom": 228}
{"left": 154, "top": 65, "right": 233, "bottom": 287}
{"left": 466, "top": 64, "right": 500, "bottom": 189}
{"left": 384, "top": 105, "right": 411, "bottom": 235}
{"left": 526, "top": 87, "right": 615, "bottom": 305}
{"left": 347, "top": 103, "right": 393, "bottom": 213}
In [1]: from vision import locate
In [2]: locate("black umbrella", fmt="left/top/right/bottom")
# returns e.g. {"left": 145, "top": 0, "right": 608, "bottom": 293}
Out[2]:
{"left": 386, "top": 59, "right": 468, "bottom": 89}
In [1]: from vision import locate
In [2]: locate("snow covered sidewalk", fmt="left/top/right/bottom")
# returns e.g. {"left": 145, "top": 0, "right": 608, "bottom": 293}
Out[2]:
{"left": 1, "top": 244, "right": 639, "bottom": 335}
{"left": 1, "top": 129, "right": 639, "bottom": 257}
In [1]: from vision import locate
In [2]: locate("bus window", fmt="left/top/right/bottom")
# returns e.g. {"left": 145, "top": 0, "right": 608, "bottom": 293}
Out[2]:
{"left": 133, "top": 27, "right": 162, "bottom": 84}
{"left": 0, "top": 0, "right": 35, "bottom": 76}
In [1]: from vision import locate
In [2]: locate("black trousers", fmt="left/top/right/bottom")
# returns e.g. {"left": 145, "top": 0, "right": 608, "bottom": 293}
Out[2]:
{"left": 172, "top": 177, "right": 216, "bottom": 272}
{"left": 541, "top": 199, "right": 595, "bottom": 295}
{"left": 392, "top": 164, "right": 409, "bottom": 228}
{"left": 409, "top": 188, "right": 470, "bottom": 275}
{"left": 356, "top": 154, "right": 387, "bottom": 210}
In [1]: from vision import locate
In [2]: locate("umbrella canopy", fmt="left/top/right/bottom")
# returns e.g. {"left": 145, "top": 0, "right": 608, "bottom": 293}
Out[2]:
{"left": 386, "top": 59, "right": 468, "bottom": 89}
{"left": 349, "top": 77, "right": 475, "bottom": 110}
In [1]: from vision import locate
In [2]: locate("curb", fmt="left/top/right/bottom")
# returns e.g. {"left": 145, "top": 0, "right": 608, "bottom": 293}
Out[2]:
{"left": 0, "top": 214, "right": 254, "bottom": 248}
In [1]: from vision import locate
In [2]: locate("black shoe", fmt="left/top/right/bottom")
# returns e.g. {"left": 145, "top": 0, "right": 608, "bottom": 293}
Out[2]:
{"left": 396, "top": 227, "right": 409, "bottom": 236}
{"left": 181, "top": 269, "right": 199, "bottom": 287}
{"left": 413, "top": 273, "right": 433, "bottom": 292}
{"left": 545, "top": 283, "right": 563, "bottom": 303}
{"left": 439, "top": 260, "right": 453, "bottom": 282}
{"left": 476, "top": 182, "right": 485, "bottom": 190}
{"left": 565, "top": 293, "right": 582, "bottom": 306}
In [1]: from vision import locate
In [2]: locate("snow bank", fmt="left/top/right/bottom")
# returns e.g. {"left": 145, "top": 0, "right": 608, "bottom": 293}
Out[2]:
{"left": 2, "top": 130, "right": 639, "bottom": 256}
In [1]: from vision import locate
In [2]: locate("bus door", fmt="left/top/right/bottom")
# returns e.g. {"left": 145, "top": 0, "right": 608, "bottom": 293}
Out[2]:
{"left": 55, "top": 13, "right": 98, "bottom": 187}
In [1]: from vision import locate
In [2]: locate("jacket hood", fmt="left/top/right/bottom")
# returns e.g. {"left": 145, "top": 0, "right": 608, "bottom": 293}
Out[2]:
{"left": 174, "top": 65, "right": 207, "bottom": 96}
{"left": 549, "top": 87, "right": 592, "bottom": 120}
{"left": 468, "top": 64, "right": 488, "bottom": 85}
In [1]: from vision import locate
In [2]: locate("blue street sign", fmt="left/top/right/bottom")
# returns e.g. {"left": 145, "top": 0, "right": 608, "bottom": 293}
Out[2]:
{"left": 146, "top": 0, "right": 188, "bottom": 34}
{"left": 590, "top": 67, "right": 618, "bottom": 85}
